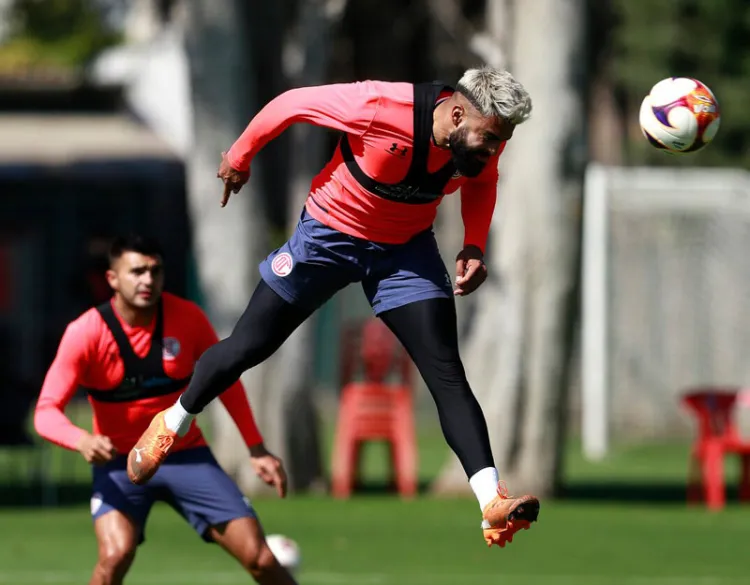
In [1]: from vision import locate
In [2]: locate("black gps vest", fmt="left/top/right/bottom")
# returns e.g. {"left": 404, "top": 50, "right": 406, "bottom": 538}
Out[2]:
{"left": 339, "top": 81, "right": 458, "bottom": 205}
{"left": 81, "top": 301, "right": 191, "bottom": 403}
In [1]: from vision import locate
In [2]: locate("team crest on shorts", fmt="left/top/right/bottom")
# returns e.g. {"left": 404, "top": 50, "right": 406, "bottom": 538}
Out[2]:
{"left": 162, "top": 337, "right": 181, "bottom": 361}
{"left": 271, "top": 252, "right": 294, "bottom": 277}
{"left": 90, "top": 493, "right": 103, "bottom": 515}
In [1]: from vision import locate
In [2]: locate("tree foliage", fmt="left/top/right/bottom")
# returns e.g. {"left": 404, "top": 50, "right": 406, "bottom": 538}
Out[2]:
{"left": 0, "top": 0, "right": 121, "bottom": 70}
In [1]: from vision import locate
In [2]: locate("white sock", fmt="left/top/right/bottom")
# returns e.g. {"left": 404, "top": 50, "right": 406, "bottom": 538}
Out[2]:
{"left": 163, "top": 397, "right": 195, "bottom": 437}
{"left": 469, "top": 466, "right": 500, "bottom": 511}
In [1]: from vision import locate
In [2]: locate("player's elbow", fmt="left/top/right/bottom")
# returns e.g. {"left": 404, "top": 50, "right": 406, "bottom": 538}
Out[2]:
{"left": 32, "top": 403, "right": 53, "bottom": 441}
{"left": 32, "top": 407, "right": 46, "bottom": 439}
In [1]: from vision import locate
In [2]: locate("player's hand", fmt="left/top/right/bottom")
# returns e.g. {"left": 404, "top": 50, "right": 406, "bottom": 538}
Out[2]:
{"left": 76, "top": 433, "right": 117, "bottom": 465}
{"left": 454, "top": 245, "right": 487, "bottom": 296}
{"left": 250, "top": 443, "right": 288, "bottom": 498}
{"left": 217, "top": 151, "right": 250, "bottom": 208}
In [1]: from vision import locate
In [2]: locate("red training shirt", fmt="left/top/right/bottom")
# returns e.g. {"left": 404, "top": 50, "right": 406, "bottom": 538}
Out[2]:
{"left": 227, "top": 81, "right": 504, "bottom": 253}
{"left": 34, "top": 292, "right": 263, "bottom": 455}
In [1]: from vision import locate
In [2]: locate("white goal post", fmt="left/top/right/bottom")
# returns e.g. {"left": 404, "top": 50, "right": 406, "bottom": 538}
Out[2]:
{"left": 581, "top": 163, "right": 750, "bottom": 460}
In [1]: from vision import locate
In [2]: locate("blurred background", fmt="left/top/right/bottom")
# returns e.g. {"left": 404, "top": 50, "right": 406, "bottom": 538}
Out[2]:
{"left": 1, "top": 0, "right": 749, "bottom": 583}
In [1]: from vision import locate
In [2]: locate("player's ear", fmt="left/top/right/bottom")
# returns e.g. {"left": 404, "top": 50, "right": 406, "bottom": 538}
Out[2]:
{"left": 105, "top": 268, "right": 118, "bottom": 291}
{"left": 451, "top": 105, "right": 464, "bottom": 128}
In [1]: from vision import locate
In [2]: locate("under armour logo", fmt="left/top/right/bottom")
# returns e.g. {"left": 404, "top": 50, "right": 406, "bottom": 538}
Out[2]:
{"left": 133, "top": 447, "right": 145, "bottom": 463}
{"left": 387, "top": 143, "right": 408, "bottom": 157}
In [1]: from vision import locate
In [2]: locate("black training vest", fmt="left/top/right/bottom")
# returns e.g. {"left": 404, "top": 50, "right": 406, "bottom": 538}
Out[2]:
{"left": 339, "top": 81, "right": 458, "bottom": 205}
{"left": 81, "top": 301, "right": 192, "bottom": 403}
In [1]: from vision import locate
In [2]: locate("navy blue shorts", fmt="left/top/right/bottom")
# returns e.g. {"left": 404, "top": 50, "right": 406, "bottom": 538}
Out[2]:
{"left": 259, "top": 208, "right": 454, "bottom": 315}
{"left": 90, "top": 447, "right": 254, "bottom": 544}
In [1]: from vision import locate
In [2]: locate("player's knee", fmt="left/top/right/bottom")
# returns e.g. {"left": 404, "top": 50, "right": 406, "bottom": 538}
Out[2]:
{"left": 226, "top": 334, "right": 277, "bottom": 372}
{"left": 196, "top": 336, "right": 253, "bottom": 379}
{"left": 241, "top": 541, "right": 278, "bottom": 577}
{"left": 96, "top": 545, "right": 135, "bottom": 578}
{"left": 422, "top": 354, "right": 467, "bottom": 389}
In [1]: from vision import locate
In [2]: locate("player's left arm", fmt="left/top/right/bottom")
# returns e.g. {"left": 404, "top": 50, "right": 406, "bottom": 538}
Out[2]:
{"left": 217, "top": 82, "right": 380, "bottom": 206}
{"left": 192, "top": 305, "right": 288, "bottom": 497}
{"left": 454, "top": 152, "right": 502, "bottom": 296}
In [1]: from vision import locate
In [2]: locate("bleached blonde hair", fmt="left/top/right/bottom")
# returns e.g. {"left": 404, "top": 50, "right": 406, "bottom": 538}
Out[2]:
{"left": 456, "top": 66, "right": 532, "bottom": 124}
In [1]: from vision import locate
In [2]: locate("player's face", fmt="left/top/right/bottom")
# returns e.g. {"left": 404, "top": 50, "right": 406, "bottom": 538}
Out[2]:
{"left": 449, "top": 114, "right": 513, "bottom": 178}
{"left": 107, "top": 252, "right": 164, "bottom": 309}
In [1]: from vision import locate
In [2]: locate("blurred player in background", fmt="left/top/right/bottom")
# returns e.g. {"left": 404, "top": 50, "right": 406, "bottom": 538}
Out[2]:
{"left": 34, "top": 234, "right": 298, "bottom": 585}
{"left": 130, "top": 65, "right": 540, "bottom": 548}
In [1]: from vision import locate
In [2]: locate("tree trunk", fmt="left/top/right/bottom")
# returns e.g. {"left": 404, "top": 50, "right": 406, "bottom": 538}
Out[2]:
{"left": 285, "top": 0, "right": 348, "bottom": 217}
{"left": 237, "top": 0, "right": 350, "bottom": 496}
{"left": 428, "top": 0, "right": 514, "bottom": 336}
{"left": 433, "top": 0, "right": 585, "bottom": 498}
{"left": 181, "top": 0, "right": 271, "bottom": 489}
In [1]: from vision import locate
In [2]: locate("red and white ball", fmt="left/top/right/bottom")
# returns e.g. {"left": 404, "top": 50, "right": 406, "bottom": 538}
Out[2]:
{"left": 639, "top": 77, "right": 721, "bottom": 154}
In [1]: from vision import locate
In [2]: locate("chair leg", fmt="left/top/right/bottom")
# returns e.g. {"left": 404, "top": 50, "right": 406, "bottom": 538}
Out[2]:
{"left": 394, "top": 430, "right": 417, "bottom": 499}
{"left": 331, "top": 407, "right": 356, "bottom": 499}
{"left": 393, "top": 401, "right": 418, "bottom": 500}
{"left": 702, "top": 441, "right": 726, "bottom": 511}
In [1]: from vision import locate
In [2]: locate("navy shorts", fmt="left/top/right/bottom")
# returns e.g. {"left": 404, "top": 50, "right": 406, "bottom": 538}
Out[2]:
{"left": 90, "top": 447, "right": 254, "bottom": 544}
{"left": 259, "top": 208, "right": 454, "bottom": 315}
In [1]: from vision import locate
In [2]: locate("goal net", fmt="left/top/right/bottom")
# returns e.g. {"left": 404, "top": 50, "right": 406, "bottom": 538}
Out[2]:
{"left": 581, "top": 164, "right": 750, "bottom": 458}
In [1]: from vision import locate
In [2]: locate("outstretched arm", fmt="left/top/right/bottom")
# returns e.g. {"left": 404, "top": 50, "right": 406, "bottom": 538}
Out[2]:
{"left": 226, "top": 82, "right": 381, "bottom": 172}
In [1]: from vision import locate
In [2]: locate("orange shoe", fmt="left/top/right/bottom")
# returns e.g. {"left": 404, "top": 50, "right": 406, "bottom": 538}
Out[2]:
{"left": 126, "top": 409, "right": 178, "bottom": 485}
{"left": 481, "top": 482, "right": 540, "bottom": 548}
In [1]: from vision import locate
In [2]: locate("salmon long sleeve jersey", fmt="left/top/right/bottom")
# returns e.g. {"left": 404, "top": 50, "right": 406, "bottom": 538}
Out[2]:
{"left": 226, "top": 81, "right": 505, "bottom": 253}
{"left": 34, "top": 293, "right": 263, "bottom": 455}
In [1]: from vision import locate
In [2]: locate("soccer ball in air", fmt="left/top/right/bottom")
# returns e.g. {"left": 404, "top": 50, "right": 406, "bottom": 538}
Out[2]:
{"left": 638, "top": 77, "right": 720, "bottom": 154}
{"left": 266, "top": 534, "right": 301, "bottom": 574}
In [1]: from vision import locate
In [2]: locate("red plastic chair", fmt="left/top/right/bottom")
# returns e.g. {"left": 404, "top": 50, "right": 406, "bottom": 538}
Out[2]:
{"left": 331, "top": 318, "right": 417, "bottom": 499}
{"left": 681, "top": 388, "right": 750, "bottom": 510}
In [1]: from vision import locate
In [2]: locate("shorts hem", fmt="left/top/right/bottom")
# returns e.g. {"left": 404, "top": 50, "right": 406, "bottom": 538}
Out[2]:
{"left": 259, "top": 268, "right": 303, "bottom": 307}
{"left": 92, "top": 505, "right": 147, "bottom": 545}
{"left": 198, "top": 509, "right": 256, "bottom": 543}
{"left": 372, "top": 289, "right": 451, "bottom": 316}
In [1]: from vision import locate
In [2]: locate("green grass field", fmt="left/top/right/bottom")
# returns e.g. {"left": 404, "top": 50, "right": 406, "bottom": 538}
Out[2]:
{"left": 2, "top": 407, "right": 749, "bottom": 584}
{"left": 1, "top": 498, "right": 749, "bottom": 585}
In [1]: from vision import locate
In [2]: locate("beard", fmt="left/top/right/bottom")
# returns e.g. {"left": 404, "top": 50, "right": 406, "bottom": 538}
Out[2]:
{"left": 448, "top": 126, "right": 487, "bottom": 178}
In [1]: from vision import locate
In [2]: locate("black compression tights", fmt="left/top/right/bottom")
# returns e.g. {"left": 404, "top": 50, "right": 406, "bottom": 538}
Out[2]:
{"left": 180, "top": 280, "right": 312, "bottom": 414}
{"left": 180, "top": 280, "right": 493, "bottom": 477}
{"left": 379, "top": 297, "right": 494, "bottom": 477}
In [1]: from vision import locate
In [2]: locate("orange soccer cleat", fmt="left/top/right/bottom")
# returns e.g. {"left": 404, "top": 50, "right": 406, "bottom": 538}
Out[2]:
{"left": 481, "top": 482, "right": 540, "bottom": 548}
{"left": 126, "top": 409, "right": 178, "bottom": 485}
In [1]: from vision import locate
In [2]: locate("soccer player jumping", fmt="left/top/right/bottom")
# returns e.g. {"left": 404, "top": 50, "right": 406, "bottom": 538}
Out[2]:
{"left": 129, "top": 65, "right": 540, "bottom": 548}
{"left": 35, "top": 235, "right": 298, "bottom": 585}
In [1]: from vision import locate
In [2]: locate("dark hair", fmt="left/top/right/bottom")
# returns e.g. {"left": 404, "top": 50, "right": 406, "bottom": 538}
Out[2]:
{"left": 108, "top": 233, "right": 164, "bottom": 266}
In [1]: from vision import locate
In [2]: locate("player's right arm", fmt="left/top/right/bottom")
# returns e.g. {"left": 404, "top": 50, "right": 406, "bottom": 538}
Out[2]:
{"left": 34, "top": 319, "right": 116, "bottom": 464}
{"left": 226, "top": 82, "right": 381, "bottom": 173}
